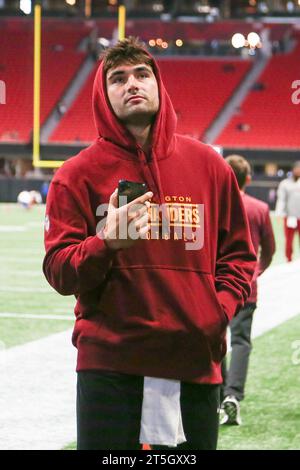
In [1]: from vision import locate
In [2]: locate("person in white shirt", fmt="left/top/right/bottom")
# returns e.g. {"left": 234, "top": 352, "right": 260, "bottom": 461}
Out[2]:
{"left": 17, "top": 190, "right": 42, "bottom": 209}
{"left": 275, "top": 161, "right": 300, "bottom": 262}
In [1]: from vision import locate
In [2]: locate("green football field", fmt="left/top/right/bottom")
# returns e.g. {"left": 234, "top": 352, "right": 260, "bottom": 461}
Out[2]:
{"left": 0, "top": 203, "right": 74, "bottom": 348}
{"left": 0, "top": 202, "right": 299, "bottom": 450}
{"left": 0, "top": 203, "right": 299, "bottom": 348}
{"left": 218, "top": 314, "right": 300, "bottom": 450}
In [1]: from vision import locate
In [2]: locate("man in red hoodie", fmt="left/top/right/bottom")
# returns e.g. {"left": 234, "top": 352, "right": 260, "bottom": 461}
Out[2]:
{"left": 220, "top": 155, "right": 275, "bottom": 426}
{"left": 43, "top": 37, "right": 256, "bottom": 450}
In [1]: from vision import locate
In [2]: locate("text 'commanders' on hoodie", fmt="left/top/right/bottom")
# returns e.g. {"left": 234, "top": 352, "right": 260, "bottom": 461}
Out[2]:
{"left": 43, "top": 52, "right": 257, "bottom": 383}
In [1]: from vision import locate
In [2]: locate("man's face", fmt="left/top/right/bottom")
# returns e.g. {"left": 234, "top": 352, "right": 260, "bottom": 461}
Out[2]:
{"left": 106, "top": 63, "right": 159, "bottom": 126}
{"left": 293, "top": 166, "right": 300, "bottom": 179}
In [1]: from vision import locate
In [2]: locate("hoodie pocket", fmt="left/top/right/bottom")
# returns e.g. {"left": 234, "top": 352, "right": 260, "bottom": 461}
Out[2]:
{"left": 96, "top": 268, "right": 227, "bottom": 360}
{"left": 205, "top": 273, "right": 229, "bottom": 326}
{"left": 202, "top": 273, "right": 228, "bottom": 361}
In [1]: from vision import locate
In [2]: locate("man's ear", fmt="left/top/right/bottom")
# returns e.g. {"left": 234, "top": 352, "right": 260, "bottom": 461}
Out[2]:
{"left": 246, "top": 174, "right": 252, "bottom": 186}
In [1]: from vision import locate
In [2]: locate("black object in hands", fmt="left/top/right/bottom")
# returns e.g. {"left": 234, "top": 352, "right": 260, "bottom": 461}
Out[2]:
{"left": 118, "top": 180, "right": 148, "bottom": 207}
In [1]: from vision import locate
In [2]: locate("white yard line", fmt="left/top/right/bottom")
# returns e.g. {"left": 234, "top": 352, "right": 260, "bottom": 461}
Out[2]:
{"left": 0, "top": 286, "right": 52, "bottom": 293}
{"left": 0, "top": 312, "right": 73, "bottom": 321}
{"left": 3, "top": 271, "right": 44, "bottom": 277}
{"left": 1, "top": 252, "right": 41, "bottom": 255}
{"left": 0, "top": 226, "right": 27, "bottom": 232}
{"left": 0, "top": 257, "right": 42, "bottom": 263}
{"left": 252, "top": 258, "right": 300, "bottom": 338}
{"left": 0, "top": 260, "right": 299, "bottom": 450}
{"left": 26, "top": 222, "right": 43, "bottom": 228}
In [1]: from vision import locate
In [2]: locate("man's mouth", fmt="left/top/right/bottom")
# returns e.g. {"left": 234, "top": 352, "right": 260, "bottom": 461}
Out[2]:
{"left": 126, "top": 95, "right": 146, "bottom": 103}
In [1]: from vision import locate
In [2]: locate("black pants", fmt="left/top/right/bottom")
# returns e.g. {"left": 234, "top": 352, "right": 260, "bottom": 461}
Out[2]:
{"left": 77, "top": 370, "right": 220, "bottom": 450}
{"left": 221, "top": 303, "right": 256, "bottom": 402}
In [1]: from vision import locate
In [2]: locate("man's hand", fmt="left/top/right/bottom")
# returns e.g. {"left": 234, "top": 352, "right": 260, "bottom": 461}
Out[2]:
{"left": 103, "top": 188, "right": 153, "bottom": 251}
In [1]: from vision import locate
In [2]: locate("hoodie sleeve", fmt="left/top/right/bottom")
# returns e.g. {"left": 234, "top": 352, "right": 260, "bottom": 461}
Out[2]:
{"left": 258, "top": 207, "right": 276, "bottom": 275}
{"left": 215, "top": 168, "right": 257, "bottom": 321}
{"left": 43, "top": 181, "right": 114, "bottom": 296}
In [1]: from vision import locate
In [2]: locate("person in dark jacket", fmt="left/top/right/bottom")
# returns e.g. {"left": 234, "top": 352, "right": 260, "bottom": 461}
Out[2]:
{"left": 220, "top": 155, "right": 275, "bottom": 426}
{"left": 43, "top": 37, "right": 256, "bottom": 450}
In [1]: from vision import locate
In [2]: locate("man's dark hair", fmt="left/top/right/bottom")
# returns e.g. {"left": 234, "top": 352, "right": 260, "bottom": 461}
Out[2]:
{"left": 225, "top": 154, "right": 251, "bottom": 189}
{"left": 102, "top": 36, "right": 154, "bottom": 74}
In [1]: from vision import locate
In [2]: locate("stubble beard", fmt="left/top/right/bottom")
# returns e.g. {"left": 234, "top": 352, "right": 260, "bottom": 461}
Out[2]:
{"left": 121, "top": 107, "right": 157, "bottom": 127}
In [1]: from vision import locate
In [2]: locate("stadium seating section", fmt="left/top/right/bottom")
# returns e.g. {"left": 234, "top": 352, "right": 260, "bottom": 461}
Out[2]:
{"left": 50, "top": 58, "right": 251, "bottom": 143}
{"left": 49, "top": 66, "right": 98, "bottom": 144}
{"left": 216, "top": 36, "right": 300, "bottom": 149}
{"left": 0, "top": 18, "right": 88, "bottom": 142}
{"left": 0, "top": 18, "right": 298, "bottom": 149}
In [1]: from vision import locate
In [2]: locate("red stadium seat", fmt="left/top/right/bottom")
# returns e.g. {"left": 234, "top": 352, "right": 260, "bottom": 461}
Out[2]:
{"left": 0, "top": 18, "right": 89, "bottom": 143}
{"left": 216, "top": 37, "right": 300, "bottom": 149}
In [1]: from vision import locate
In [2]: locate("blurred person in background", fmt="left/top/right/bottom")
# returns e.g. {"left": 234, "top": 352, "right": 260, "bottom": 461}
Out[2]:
{"left": 220, "top": 155, "right": 275, "bottom": 426}
{"left": 17, "top": 190, "right": 42, "bottom": 209}
{"left": 275, "top": 161, "right": 300, "bottom": 262}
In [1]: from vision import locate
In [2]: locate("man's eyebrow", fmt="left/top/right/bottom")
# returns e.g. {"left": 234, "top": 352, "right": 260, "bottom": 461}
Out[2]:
{"left": 107, "top": 70, "right": 125, "bottom": 80}
{"left": 133, "top": 66, "right": 152, "bottom": 73}
{"left": 107, "top": 66, "right": 152, "bottom": 80}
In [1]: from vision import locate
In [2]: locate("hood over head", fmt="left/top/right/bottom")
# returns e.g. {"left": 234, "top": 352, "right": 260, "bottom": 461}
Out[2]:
{"left": 92, "top": 48, "right": 177, "bottom": 157}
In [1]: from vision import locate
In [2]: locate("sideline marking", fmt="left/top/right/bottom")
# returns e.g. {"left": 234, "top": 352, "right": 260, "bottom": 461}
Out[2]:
{"left": 0, "top": 312, "right": 73, "bottom": 321}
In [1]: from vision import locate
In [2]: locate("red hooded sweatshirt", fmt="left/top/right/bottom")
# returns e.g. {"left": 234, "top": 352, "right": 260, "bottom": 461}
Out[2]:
{"left": 43, "top": 54, "right": 256, "bottom": 383}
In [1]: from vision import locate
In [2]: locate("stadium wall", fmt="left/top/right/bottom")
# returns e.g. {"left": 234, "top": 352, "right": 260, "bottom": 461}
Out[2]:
{"left": 1, "top": 147, "right": 299, "bottom": 207}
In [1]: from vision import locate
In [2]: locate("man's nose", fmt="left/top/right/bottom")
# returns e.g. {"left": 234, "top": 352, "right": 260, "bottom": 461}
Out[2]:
{"left": 126, "top": 74, "right": 139, "bottom": 92}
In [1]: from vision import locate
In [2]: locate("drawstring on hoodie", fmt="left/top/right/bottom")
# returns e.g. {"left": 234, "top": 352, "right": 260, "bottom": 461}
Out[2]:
{"left": 136, "top": 145, "right": 159, "bottom": 201}
{"left": 136, "top": 145, "right": 170, "bottom": 227}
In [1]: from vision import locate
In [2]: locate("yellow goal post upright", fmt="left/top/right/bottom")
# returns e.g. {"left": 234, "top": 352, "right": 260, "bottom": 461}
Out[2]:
{"left": 32, "top": 1, "right": 60, "bottom": 168}
{"left": 118, "top": 4, "right": 126, "bottom": 41}
{"left": 32, "top": 1, "right": 126, "bottom": 169}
